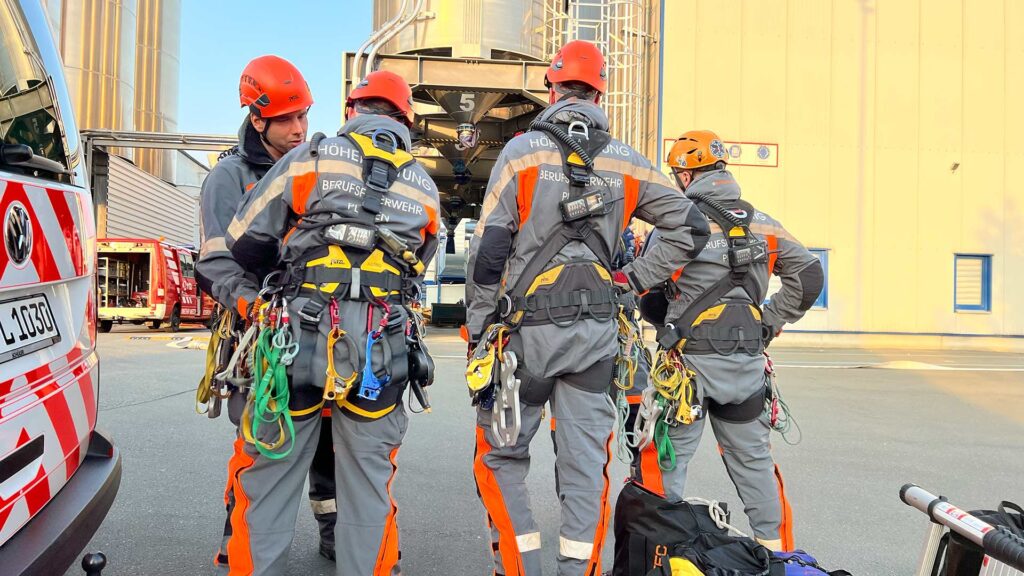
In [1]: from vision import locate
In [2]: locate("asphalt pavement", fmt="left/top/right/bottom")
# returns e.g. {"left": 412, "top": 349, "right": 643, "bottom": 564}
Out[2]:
{"left": 63, "top": 324, "right": 1024, "bottom": 575}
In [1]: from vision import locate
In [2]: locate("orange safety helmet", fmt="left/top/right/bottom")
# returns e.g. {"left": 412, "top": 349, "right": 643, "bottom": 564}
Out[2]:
{"left": 544, "top": 40, "right": 607, "bottom": 95}
{"left": 239, "top": 55, "right": 313, "bottom": 119}
{"left": 345, "top": 70, "right": 415, "bottom": 126}
{"left": 667, "top": 130, "right": 729, "bottom": 171}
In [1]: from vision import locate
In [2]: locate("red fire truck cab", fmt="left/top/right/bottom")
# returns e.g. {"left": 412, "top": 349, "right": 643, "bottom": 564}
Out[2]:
{"left": 97, "top": 238, "right": 215, "bottom": 332}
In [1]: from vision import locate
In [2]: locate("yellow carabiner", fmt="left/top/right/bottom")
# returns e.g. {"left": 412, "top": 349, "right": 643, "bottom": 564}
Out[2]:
{"left": 325, "top": 327, "right": 359, "bottom": 401}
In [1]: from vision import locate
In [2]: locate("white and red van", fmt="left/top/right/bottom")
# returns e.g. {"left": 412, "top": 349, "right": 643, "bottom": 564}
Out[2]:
{"left": 0, "top": 0, "right": 121, "bottom": 573}
{"left": 97, "top": 238, "right": 216, "bottom": 332}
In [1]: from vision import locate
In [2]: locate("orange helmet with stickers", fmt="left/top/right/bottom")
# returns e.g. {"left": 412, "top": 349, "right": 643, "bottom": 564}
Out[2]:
{"left": 667, "top": 130, "right": 728, "bottom": 171}
{"left": 239, "top": 55, "right": 313, "bottom": 118}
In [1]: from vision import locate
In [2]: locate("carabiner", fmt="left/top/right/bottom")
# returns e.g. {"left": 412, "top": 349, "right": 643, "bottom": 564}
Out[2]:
{"left": 357, "top": 331, "right": 390, "bottom": 401}
{"left": 491, "top": 351, "right": 522, "bottom": 448}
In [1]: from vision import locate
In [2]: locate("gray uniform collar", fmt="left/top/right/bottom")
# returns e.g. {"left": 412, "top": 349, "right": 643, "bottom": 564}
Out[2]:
{"left": 537, "top": 100, "right": 610, "bottom": 132}
{"left": 338, "top": 115, "right": 413, "bottom": 151}
{"left": 686, "top": 169, "right": 742, "bottom": 201}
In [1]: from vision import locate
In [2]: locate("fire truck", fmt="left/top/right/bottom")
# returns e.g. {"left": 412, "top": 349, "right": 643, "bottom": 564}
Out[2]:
{"left": 97, "top": 238, "right": 216, "bottom": 332}
{"left": 0, "top": 0, "right": 121, "bottom": 574}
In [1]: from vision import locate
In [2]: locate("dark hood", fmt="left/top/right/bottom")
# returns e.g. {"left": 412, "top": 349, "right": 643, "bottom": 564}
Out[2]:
{"left": 536, "top": 99, "right": 610, "bottom": 132}
{"left": 234, "top": 118, "right": 276, "bottom": 169}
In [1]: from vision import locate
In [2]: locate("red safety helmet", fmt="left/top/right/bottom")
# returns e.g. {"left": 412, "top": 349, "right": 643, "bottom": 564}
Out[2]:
{"left": 544, "top": 40, "right": 607, "bottom": 95}
{"left": 239, "top": 55, "right": 313, "bottom": 119}
{"left": 345, "top": 70, "right": 415, "bottom": 126}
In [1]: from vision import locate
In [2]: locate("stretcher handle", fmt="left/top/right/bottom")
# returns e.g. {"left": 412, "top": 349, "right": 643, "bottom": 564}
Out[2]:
{"left": 984, "top": 529, "right": 1024, "bottom": 571}
{"left": 901, "top": 484, "right": 1024, "bottom": 571}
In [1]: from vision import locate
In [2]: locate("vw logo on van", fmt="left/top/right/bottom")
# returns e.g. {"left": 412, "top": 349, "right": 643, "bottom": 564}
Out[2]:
{"left": 4, "top": 203, "right": 33, "bottom": 267}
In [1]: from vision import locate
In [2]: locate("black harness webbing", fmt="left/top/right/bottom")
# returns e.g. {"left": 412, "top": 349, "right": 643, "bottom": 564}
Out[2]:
{"left": 655, "top": 197, "right": 764, "bottom": 351}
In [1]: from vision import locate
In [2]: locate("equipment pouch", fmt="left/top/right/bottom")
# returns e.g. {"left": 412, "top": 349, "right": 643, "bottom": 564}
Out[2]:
{"left": 505, "top": 333, "right": 556, "bottom": 406}
{"left": 408, "top": 324, "right": 434, "bottom": 386}
{"left": 639, "top": 290, "right": 670, "bottom": 327}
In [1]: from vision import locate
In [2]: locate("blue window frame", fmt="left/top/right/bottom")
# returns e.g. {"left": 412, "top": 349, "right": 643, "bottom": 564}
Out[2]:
{"left": 954, "top": 254, "right": 992, "bottom": 312}
{"left": 808, "top": 248, "right": 828, "bottom": 309}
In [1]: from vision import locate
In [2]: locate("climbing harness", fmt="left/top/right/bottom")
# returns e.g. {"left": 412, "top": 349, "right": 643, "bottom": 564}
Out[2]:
{"left": 273, "top": 128, "right": 428, "bottom": 418}
{"left": 497, "top": 120, "right": 619, "bottom": 330}
{"left": 654, "top": 194, "right": 771, "bottom": 355}
{"left": 764, "top": 352, "right": 801, "bottom": 445}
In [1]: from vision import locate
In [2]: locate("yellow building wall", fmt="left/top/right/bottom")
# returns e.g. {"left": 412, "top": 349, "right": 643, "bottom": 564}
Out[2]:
{"left": 660, "top": 0, "right": 1024, "bottom": 336}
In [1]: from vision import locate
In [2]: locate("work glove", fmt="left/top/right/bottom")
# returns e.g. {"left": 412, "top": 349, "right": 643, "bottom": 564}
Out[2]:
{"left": 762, "top": 322, "right": 782, "bottom": 348}
{"left": 611, "top": 270, "right": 633, "bottom": 293}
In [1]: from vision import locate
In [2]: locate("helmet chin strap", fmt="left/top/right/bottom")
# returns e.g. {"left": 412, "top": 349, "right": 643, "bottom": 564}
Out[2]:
{"left": 673, "top": 170, "right": 689, "bottom": 191}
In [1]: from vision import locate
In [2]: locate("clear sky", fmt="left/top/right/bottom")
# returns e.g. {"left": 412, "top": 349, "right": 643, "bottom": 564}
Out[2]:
{"left": 178, "top": 0, "right": 373, "bottom": 139}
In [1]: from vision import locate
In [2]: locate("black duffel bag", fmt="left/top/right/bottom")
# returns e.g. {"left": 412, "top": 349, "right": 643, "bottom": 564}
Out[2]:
{"left": 614, "top": 481, "right": 779, "bottom": 576}
{"left": 933, "top": 501, "right": 1024, "bottom": 576}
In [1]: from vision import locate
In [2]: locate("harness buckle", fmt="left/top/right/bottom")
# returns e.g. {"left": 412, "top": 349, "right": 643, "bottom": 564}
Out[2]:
{"left": 568, "top": 166, "right": 591, "bottom": 188}
{"left": 298, "top": 300, "right": 324, "bottom": 326}
{"left": 366, "top": 161, "right": 392, "bottom": 192}
{"left": 497, "top": 293, "right": 514, "bottom": 318}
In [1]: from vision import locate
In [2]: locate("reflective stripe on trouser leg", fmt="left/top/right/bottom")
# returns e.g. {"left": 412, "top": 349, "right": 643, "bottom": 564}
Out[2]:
{"left": 708, "top": 414, "right": 784, "bottom": 542}
{"left": 551, "top": 379, "right": 616, "bottom": 576}
{"left": 774, "top": 464, "right": 794, "bottom": 551}
{"left": 332, "top": 404, "right": 408, "bottom": 576}
{"left": 474, "top": 403, "right": 545, "bottom": 576}
{"left": 220, "top": 415, "right": 322, "bottom": 576}
{"left": 659, "top": 415, "right": 707, "bottom": 501}
{"left": 216, "top": 443, "right": 238, "bottom": 567}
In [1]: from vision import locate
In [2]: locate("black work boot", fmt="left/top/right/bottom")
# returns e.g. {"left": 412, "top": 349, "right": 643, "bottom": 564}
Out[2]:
{"left": 315, "top": 512, "right": 337, "bottom": 561}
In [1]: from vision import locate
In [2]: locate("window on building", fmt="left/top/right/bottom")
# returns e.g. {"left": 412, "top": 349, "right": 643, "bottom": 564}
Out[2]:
{"left": 763, "top": 248, "right": 828, "bottom": 309}
{"left": 954, "top": 254, "right": 992, "bottom": 312}
{"left": 808, "top": 249, "right": 828, "bottom": 309}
